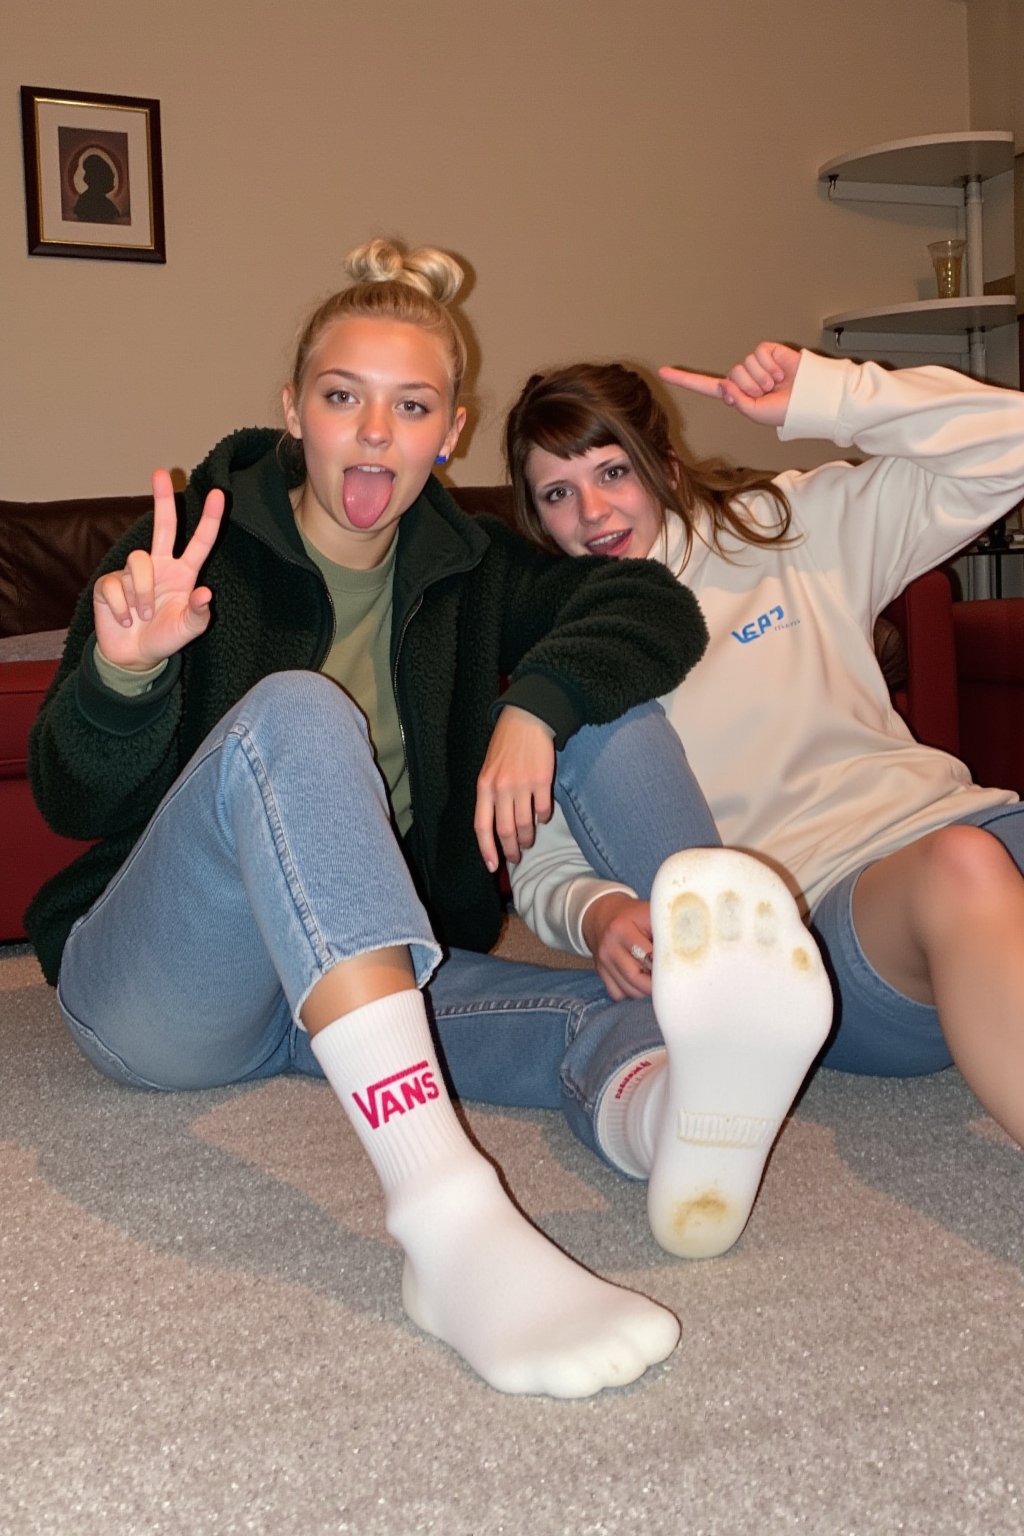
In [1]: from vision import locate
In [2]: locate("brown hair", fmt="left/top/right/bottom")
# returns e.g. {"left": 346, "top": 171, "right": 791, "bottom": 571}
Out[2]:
{"left": 505, "top": 361, "right": 793, "bottom": 565}
{"left": 289, "top": 238, "right": 468, "bottom": 406}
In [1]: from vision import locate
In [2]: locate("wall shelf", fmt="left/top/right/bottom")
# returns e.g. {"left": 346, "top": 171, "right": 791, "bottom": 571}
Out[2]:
{"left": 824, "top": 296, "right": 1016, "bottom": 338}
{"left": 819, "top": 131, "right": 1014, "bottom": 189}
{"left": 818, "top": 131, "right": 1016, "bottom": 375}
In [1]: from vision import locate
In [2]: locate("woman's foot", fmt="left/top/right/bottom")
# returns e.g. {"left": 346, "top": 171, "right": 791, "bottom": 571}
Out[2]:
{"left": 390, "top": 1158, "right": 680, "bottom": 1398}
{"left": 647, "top": 848, "right": 833, "bottom": 1258}
{"left": 312, "top": 992, "right": 679, "bottom": 1397}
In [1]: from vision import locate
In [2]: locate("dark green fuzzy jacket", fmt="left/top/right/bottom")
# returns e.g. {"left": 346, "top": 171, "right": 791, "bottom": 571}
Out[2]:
{"left": 27, "top": 429, "right": 709, "bottom": 985}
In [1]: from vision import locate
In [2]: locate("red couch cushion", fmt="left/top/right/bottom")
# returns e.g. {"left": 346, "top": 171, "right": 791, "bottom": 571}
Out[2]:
{"left": 882, "top": 569, "right": 959, "bottom": 758}
{"left": 1, "top": 658, "right": 97, "bottom": 940}
{"left": 0, "top": 659, "right": 60, "bottom": 775}
{"left": 955, "top": 597, "right": 1024, "bottom": 794}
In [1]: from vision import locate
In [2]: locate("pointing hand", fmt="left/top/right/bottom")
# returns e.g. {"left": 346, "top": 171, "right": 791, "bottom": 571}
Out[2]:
{"left": 659, "top": 341, "right": 802, "bottom": 428}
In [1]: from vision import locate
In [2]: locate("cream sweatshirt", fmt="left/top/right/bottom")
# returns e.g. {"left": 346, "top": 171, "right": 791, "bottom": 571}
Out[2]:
{"left": 511, "top": 350, "right": 1024, "bottom": 952}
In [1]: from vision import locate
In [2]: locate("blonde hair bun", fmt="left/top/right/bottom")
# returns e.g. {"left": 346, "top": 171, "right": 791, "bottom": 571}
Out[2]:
{"left": 343, "top": 238, "right": 464, "bottom": 307}
{"left": 287, "top": 236, "right": 470, "bottom": 401}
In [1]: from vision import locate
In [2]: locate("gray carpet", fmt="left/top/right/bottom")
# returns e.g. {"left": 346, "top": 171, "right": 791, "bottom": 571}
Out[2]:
{"left": 3, "top": 929, "right": 1023, "bottom": 1536}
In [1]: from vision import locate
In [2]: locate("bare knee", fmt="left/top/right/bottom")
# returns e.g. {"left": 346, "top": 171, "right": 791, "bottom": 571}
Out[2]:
{"left": 920, "top": 823, "right": 1016, "bottom": 884}
{"left": 914, "top": 824, "right": 1021, "bottom": 924}
{"left": 853, "top": 825, "right": 1023, "bottom": 1008}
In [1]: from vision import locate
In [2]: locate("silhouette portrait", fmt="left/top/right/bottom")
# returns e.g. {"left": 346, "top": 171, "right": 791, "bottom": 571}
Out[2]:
{"left": 58, "top": 128, "right": 131, "bottom": 225}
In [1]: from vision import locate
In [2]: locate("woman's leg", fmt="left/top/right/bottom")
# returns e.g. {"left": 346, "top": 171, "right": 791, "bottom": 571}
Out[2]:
{"left": 554, "top": 701, "right": 720, "bottom": 892}
{"left": 840, "top": 806, "right": 1024, "bottom": 1145}
{"left": 59, "top": 672, "right": 678, "bottom": 1396}
{"left": 58, "top": 672, "right": 441, "bottom": 1088}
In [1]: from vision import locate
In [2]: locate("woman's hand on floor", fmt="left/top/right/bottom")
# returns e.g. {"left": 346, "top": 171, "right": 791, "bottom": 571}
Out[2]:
{"left": 93, "top": 469, "right": 225, "bottom": 671}
{"left": 659, "top": 341, "right": 801, "bottom": 427}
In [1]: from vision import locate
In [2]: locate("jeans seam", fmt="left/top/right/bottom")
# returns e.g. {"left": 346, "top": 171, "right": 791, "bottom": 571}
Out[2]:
{"left": 555, "top": 782, "right": 615, "bottom": 879}
{"left": 235, "top": 726, "right": 337, "bottom": 972}
{"left": 431, "top": 997, "right": 588, "bottom": 1017}
{"left": 432, "top": 997, "right": 585, "bottom": 1068}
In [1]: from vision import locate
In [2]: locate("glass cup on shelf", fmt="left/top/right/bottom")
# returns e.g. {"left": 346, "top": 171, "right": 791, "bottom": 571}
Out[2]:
{"left": 927, "top": 238, "right": 966, "bottom": 299}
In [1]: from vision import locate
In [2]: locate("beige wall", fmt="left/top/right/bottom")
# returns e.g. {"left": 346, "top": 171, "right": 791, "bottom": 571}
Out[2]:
{"left": 966, "top": 0, "right": 1024, "bottom": 327}
{"left": 966, "top": 0, "right": 1024, "bottom": 143}
{"left": 4, "top": 0, "right": 978, "bottom": 500}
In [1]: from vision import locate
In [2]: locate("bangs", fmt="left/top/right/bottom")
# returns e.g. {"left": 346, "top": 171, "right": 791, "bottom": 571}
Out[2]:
{"left": 523, "top": 397, "right": 622, "bottom": 464}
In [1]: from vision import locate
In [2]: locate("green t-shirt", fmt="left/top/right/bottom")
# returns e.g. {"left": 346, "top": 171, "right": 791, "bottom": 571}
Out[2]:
{"left": 298, "top": 530, "right": 411, "bottom": 836}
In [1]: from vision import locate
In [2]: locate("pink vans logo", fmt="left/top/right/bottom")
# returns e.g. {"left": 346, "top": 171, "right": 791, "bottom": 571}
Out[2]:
{"left": 352, "top": 1061, "right": 440, "bottom": 1130}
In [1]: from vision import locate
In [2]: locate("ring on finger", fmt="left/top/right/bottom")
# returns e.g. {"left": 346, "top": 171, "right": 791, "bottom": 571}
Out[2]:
{"left": 629, "top": 943, "right": 652, "bottom": 972}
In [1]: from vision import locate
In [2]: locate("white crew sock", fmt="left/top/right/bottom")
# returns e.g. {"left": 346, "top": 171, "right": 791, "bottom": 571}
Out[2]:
{"left": 311, "top": 990, "right": 680, "bottom": 1397}
{"left": 595, "top": 1049, "right": 668, "bottom": 1179}
{"left": 312, "top": 989, "right": 468, "bottom": 1190}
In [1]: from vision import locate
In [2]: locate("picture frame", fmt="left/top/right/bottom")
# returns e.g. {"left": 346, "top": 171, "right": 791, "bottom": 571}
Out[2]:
{"left": 20, "top": 85, "right": 166, "bottom": 263}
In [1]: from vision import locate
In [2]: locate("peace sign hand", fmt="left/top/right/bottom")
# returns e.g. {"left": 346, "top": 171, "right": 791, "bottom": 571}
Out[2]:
{"left": 92, "top": 468, "right": 225, "bottom": 671}
{"left": 659, "top": 341, "right": 802, "bottom": 428}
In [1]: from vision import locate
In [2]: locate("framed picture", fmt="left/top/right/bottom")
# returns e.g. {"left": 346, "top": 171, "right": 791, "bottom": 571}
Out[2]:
{"left": 20, "top": 85, "right": 166, "bottom": 263}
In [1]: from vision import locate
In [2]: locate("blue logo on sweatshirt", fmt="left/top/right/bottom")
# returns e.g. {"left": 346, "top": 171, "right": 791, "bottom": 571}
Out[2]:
{"left": 731, "top": 605, "right": 791, "bottom": 644}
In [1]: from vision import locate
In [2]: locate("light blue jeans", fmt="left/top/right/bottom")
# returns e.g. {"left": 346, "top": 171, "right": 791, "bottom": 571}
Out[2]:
{"left": 57, "top": 672, "right": 720, "bottom": 1165}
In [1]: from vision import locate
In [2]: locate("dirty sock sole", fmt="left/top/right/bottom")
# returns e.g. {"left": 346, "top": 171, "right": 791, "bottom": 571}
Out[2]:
{"left": 648, "top": 848, "right": 833, "bottom": 1259}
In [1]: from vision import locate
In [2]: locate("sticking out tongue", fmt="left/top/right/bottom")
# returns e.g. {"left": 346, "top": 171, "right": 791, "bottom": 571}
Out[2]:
{"left": 343, "top": 467, "right": 395, "bottom": 529}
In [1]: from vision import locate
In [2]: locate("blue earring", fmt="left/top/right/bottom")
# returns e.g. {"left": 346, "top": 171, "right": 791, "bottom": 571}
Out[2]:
{"left": 435, "top": 454, "right": 448, "bottom": 466}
